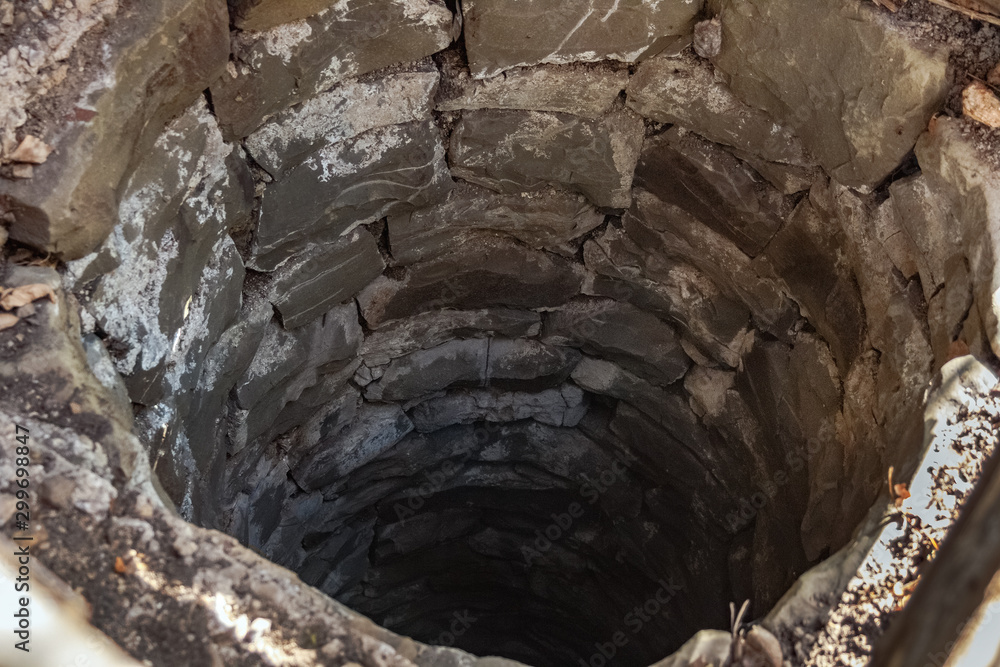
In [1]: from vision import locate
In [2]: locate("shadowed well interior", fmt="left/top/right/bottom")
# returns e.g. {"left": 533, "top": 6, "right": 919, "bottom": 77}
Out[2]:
{"left": 44, "top": 2, "right": 999, "bottom": 664}
{"left": 88, "top": 93, "right": 936, "bottom": 667}
{"left": 214, "top": 306, "right": 841, "bottom": 667}
{"left": 163, "top": 194, "right": 905, "bottom": 667}
{"left": 106, "top": 75, "right": 936, "bottom": 667}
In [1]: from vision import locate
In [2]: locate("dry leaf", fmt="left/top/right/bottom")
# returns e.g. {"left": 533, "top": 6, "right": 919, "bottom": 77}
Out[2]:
{"left": 963, "top": 81, "right": 1000, "bottom": 128}
{"left": 9, "top": 135, "right": 53, "bottom": 164}
{"left": 988, "top": 62, "right": 1000, "bottom": 88}
{"left": 894, "top": 483, "right": 911, "bottom": 508}
{"left": 0, "top": 313, "right": 18, "bottom": 331}
{"left": 114, "top": 556, "right": 129, "bottom": 574}
{"left": 10, "top": 164, "right": 33, "bottom": 179}
{"left": 0, "top": 283, "right": 57, "bottom": 310}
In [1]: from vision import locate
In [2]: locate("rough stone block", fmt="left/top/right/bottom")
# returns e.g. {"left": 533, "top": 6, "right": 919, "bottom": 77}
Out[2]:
{"left": 269, "top": 229, "right": 385, "bottom": 330}
{"left": 229, "top": 0, "right": 336, "bottom": 30}
{"left": 634, "top": 127, "right": 791, "bottom": 257}
{"left": 359, "top": 236, "right": 584, "bottom": 327}
{"left": 754, "top": 183, "right": 867, "bottom": 372}
{"left": 252, "top": 119, "right": 452, "bottom": 270}
{"left": 360, "top": 309, "right": 541, "bottom": 366}
{"left": 66, "top": 101, "right": 249, "bottom": 406}
{"left": 573, "top": 357, "right": 683, "bottom": 428}
{"left": 388, "top": 182, "right": 603, "bottom": 264}
{"left": 437, "top": 52, "right": 628, "bottom": 118}
{"left": 409, "top": 385, "right": 588, "bottom": 431}
{"left": 462, "top": 0, "right": 702, "bottom": 78}
{"left": 270, "top": 369, "right": 362, "bottom": 456}
{"left": 449, "top": 107, "right": 644, "bottom": 209}
{"left": 366, "top": 339, "right": 489, "bottom": 402}
{"left": 293, "top": 403, "right": 415, "bottom": 490}
{"left": 625, "top": 188, "right": 798, "bottom": 340}
{"left": 0, "top": 0, "right": 230, "bottom": 259}
{"left": 731, "top": 150, "right": 822, "bottom": 195}
{"left": 584, "top": 225, "right": 751, "bottom": 368}
{"left": 914, "top": 116, "right": 1000, "bottom": 359}
{"left": 365, "top": 337, "right": 579, "bottom": 401}
{"left": 889, "top": 173, "right": 963, "bottom": 302}
{"left": 486, "top": 339, "right": 582, "bottom": 391}
{"left": 235, "top": 303, "right": 362, "bottom": 412}
{"left": 186, "top": 296, "right": 274, "bottom": 460}
{"left": 245, "top": 69, "right": 439, "bottom": 176}
{"left": 210, "top": 0, "right": 453, "bottom": 139}
{"left": 607, "top": 400, "right": 731, "bottom": 501}
{"left": 627, "top": 51, "right": 812, "bottom": 168}
{"left": 544, "top": 297, "right": 690, "bottom": 386}
{"left": 712, "top": 0, "right": 951, "bottom": 188}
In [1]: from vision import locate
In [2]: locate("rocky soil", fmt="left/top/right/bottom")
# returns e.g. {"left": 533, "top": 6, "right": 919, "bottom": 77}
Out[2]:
{"left": 781, "top": 372, "right": 1000, "bottom": 666}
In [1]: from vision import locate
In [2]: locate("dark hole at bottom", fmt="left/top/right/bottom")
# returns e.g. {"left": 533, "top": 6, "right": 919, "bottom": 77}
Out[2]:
{"left": 287, "top": 412, "right": 814, "bottom": 667}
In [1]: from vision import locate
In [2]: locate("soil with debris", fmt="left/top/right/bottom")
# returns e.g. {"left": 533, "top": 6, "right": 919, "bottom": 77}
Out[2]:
{"left": 889, "top": 0, "right": 1000, "bottom": 115}
{"left": 776, "top": 385, "right": 1000, "bottom": 666}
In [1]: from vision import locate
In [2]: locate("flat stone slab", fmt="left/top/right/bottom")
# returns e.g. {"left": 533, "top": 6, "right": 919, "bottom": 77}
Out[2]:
{"left": 367, "top": 338, "right": 490, "bottom": 401}
{"left": 437, "top": 52, "right": 628, "bottom": 119}
{"left": 388, "top": 182, "right": 604, "bottom": 264}
{"left": 544, "top": 297, "right": 690, "bottom": 386}
{"left": 584, "top": 225, "right": 751, "bottom": 368}
{"left": 245, "top": 69, "right": 440, "bottom": 176}
{"left": 360, "top": 309, "right": 541, "bottom": 366}
{"left": 461, "top": 0, "right": 702, "bottom": 78}
{"left": 69, "top": 101, "right": 249, "bottom": 406}
{"left": 269, "top": 229, "right": 385, "bottom": 330}
{"left": 633, "top": 127, "right": 791, "bottom": 257}
{"left": 292, "top": 403, "right": 415, "bottom": 490}
{"left": 626, "top": 51, "right": 812, "bottom": 168}
{"left": 210, "top": 0, "right": 453, "bottom": 139}
{"left": 366, "top": 337, "right": 579, "bottom": 401}
{"left": 486, "top": 338, "right": 582, "bottom": 391}
{"left": 409, "top": 385, "right": 587, "bottom": 431}
{"left": 358, "top": 236, "right": 584, "bottom": 327}
{"left": 251, "top": 119, "right": 452, "bottom": 271}
{"left": 712, "top": 0, "right": 951, "bottom": 188}
{"left": 449, "top": 108, "right": 644, "bottom": 209}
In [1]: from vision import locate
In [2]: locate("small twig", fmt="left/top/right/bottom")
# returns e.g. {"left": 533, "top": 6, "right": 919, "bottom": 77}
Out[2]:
{"left": 727, "top": 600, "right": 750, "bottom": 664}
{"left": 924, "top": 0, "right": 1000, "bottom": 26}
{"left": 873, "top": 0, "right": 904, "bottom": 12}
{"left": 966, "top": 72, "right": 1000, "bottom": 97}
